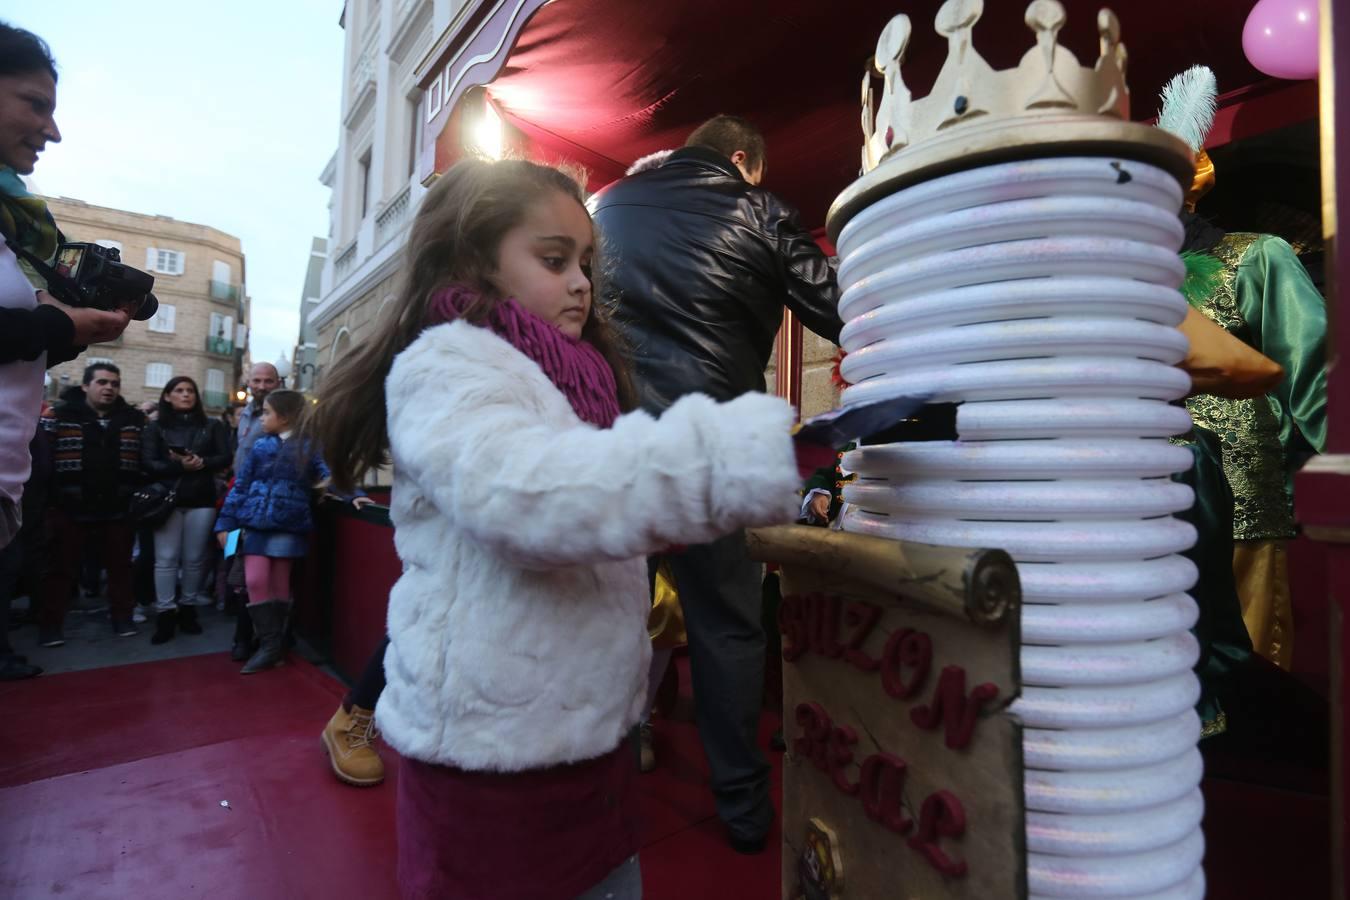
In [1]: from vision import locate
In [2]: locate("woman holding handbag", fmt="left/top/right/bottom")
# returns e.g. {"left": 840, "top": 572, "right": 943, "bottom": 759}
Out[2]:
{"left": 139, "top": 376, "right": 231, "bottom": 644}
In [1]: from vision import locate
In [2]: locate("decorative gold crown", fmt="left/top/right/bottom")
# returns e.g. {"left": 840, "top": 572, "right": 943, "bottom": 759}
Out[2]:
{"left": 861, "top": 0, "right": 1129, "bottom": 173}
{"left": 830, "top": 0, "right": 1192, "bottom": 240}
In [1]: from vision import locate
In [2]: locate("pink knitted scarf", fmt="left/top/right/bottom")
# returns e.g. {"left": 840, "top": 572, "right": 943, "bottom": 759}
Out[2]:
{"left": 426, "top": 285, "right": 621, "bottom": 429}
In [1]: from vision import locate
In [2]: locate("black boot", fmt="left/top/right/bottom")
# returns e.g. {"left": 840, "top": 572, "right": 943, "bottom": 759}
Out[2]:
{"left": 0, "top": 653, "right": 41, "bottom": 680}
{"left": 230, "top": 607, "right": 255, "bottom": 661}
{"left": 150, "top": 609, "right": 177, "bottom": 645}
{"left": 178, "top": 606, "right": 203, "bottom": 635}
{"left": 241, "top": 600, "right": 290, "bottom": 674}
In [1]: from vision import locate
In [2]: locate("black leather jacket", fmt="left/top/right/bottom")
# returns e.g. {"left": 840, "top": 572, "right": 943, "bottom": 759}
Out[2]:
{"left": 141, "top": 413, "right": 231, "bottom": 509}
{"left": 590, "top": 147, "right": 842, "bottom": 414}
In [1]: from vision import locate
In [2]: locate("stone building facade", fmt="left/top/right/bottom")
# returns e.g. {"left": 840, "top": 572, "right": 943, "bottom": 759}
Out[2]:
{"left": 309, "top": 0, "right": 441, "bottom": 382}
{"left": 291, "top": 237, "right": 328, "bottom": 393}
{"left": 42, "top": 197, "right": 249, "bottom": 412}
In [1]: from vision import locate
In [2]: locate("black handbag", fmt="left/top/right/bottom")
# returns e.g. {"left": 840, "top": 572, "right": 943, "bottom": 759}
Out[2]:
{"left": 131, "top": 425, "right": 204, "bottom": 526}
{"left": 129, "top": 479, "right": 179, "bottom": 527}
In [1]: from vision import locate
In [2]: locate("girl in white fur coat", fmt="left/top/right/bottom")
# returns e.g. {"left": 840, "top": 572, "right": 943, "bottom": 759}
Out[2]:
{"left": 307, "top": 158, "right": 802, "bottom": 900}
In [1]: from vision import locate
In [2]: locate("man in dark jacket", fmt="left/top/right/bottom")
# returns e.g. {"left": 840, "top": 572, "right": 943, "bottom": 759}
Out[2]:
{"left": 590, "top": 115, "right": 843, "bottom": 853}
{"left": 37, "top": 363, "right": 144, "bottom": 645}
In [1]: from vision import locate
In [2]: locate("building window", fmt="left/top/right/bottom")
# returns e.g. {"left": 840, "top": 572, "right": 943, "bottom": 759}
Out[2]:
{"left": 145, "top": 362, "right": 173, "bottom": 388}
{"left": 145, "top": 248, "right": 185, "bottom": 275}
{"left": 147, "top": 303, "right": 176, "bottom": 334}
{"left": 208, "top": 312, "right": 235, "bottom": 355}
{"left": 204, "top": 368, "right": 227, "bottom": 409}
{"left": 94, "top": 239, "right": 123, "bottom": 254}
{"left": 210, "top": 312, "right": 234, "bottom": 339}
{"left": 329, "top": 327, "right": 352, "bottom": 364}
{"left": 359, "top": 149, "right": 373, "bottom": 219}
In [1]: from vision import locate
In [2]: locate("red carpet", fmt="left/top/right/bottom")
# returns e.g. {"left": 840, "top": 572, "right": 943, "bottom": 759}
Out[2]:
{"left": 0, "top": 653, "right": 1328, "bottom": 898}
{"left": 0, "top": 653, "right": 778, "bottom": 899}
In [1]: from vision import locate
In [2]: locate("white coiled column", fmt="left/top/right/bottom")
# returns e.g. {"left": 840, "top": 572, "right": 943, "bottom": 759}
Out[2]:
{"left": 833, "top": 157, "right": 1203, "bottom": 899}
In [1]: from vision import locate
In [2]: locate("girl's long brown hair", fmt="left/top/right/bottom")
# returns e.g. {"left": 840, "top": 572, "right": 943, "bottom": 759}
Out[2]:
{"left": 306, "top": 158, "right": 636, "bottom": 493}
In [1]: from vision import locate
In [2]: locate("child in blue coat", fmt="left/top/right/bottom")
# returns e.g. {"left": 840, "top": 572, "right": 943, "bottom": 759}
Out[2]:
{"left": 215, "top": 390, "right": 367, "bottom": 673}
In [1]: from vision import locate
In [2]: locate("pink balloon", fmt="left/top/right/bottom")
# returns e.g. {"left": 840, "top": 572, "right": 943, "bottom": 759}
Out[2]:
{"left": 1243, "top": 0, "right": 1320, "bottom": 80}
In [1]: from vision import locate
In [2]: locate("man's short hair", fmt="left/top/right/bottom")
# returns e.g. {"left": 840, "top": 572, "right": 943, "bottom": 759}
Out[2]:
{"left": 684, "top": 115, "right": 766, "bottom": 174}
{"left": 82, "top": 362, "right": 120, "bottom": 385}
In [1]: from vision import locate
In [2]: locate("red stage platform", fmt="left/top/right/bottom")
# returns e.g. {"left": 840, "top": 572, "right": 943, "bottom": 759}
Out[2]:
{"left": 0, "top": 653, "right": 1327, "bottom": 898}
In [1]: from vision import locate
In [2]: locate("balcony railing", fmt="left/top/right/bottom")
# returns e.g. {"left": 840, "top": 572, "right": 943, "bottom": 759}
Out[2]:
{"left": 205, "top": 335, "right": 234, "bottom": 356}
{"left": 375, "top": 186, "right": 413, "bottom": 249}
{"left": 333, "top": 240, "right": 358, "bottom": 283}
{"left": 204, "top": 390, "right": 230, "bottom": 409}
{"left": 209, "top": 280, "right": 240, "bottom": 303}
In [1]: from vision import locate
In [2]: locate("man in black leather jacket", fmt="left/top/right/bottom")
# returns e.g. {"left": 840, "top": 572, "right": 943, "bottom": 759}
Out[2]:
{"left": 590, "top": 115, "right": 843, "bottom": 852}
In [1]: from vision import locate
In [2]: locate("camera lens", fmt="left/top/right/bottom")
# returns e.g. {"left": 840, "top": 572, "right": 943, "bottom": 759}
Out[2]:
{"left": 130, "top": 292, "right": 160, "bottom": 321}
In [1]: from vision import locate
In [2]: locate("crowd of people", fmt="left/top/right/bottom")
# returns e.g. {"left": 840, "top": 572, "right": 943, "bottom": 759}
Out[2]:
{"left": 0, "top": 359, "right": 340, "bottom": 673}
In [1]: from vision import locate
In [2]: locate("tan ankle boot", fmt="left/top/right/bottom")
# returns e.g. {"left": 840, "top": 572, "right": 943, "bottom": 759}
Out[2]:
{"left": 321, "top": 703, "right": 385, "bottom": 786}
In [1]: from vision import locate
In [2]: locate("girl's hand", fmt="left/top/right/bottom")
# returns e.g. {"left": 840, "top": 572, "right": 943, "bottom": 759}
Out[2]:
{"left": 182, "top": 454, "right": 205, "bottom": 472}
{"left": 351, "top": 496, "right": 374, "bottom": 510}
{"left": 216, "top": 531, "right": 229, "bottom": 549}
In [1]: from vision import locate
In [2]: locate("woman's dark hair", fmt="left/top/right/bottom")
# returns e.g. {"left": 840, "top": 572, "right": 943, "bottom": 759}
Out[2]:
{"left": 264, "top": 390, "right": 307, "bottom": 426}
{"left": 306, "top": 157, "right": 637, "bottom": 492}
{"left": 158, "top": 376, "right": 205, "bottom": 421}
{"left": 0, "top": 24, "right": 57, "bottom": 81}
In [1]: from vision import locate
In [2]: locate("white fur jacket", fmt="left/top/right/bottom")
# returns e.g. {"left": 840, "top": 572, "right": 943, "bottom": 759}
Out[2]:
{"left": 377, "top": 320, "right": 801, "bottom": 772}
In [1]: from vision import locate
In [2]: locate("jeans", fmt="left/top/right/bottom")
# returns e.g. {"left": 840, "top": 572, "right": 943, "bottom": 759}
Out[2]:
{"left": 0, "top": 538, "right": 21, "bottom": 655}
{"left": 153, "top": 507, "right": 218, "bottom": 611}
{"left": 664, "top": 529, "right": 773, "bottom": 839}
{"left": 41, "top": 512, "right": 135, "bottom": 629}
{"left": 347, "top": 635, "right": 389, "bottom": 711}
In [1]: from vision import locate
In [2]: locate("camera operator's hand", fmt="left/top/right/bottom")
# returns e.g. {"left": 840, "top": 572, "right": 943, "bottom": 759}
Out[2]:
{"left": 37, "top": 290, "right": 131, "bottom": 346}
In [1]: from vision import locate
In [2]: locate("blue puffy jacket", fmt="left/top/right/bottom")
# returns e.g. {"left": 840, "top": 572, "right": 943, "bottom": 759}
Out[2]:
{"left": 215, "top": 434, "right": 331, "bottom": 535}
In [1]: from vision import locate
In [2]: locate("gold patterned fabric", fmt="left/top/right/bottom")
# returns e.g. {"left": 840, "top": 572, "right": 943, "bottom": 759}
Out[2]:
{"left": 1183, "top": 234, "right": 1292, "bottom": 540}
{"left": 1232, "top": 540, "right": 1292, "bottom": 671}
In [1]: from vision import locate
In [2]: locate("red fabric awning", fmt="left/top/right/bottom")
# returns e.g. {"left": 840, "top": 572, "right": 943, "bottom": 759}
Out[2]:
{"left": 425, "top": 0, "right": 1278, "bottom": 226}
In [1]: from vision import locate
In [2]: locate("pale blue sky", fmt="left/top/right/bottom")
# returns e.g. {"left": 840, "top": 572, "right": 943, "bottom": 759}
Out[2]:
{"left": 8, "top": 0, "right": 345, "bottom": 370}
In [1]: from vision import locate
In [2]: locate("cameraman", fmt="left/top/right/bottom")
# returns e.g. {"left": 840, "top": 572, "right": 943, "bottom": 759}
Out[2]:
{"left": 1, "top": 25, "right": 130, "bottom": 679}
{"left": 0, "top": 23, "right": 131, "bottom": 555}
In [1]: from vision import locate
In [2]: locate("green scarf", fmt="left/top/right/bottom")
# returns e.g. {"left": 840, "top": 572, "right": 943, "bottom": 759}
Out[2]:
{"left": 0, "top": 166, "right": 59, "bottom": 287}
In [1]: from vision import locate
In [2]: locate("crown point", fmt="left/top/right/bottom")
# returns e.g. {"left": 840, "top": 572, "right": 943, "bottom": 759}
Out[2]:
{"left": 875, "top": 14, "right": 912, "bottom": 73}
{"left": 935, "top": 0, "right": 983, "bottom": 37}
{"left": 1025, "top": 0, "right": 1067, "bottom": 33}
{"left": 1097, "top": 8, "right": 1121, "bottom": 45}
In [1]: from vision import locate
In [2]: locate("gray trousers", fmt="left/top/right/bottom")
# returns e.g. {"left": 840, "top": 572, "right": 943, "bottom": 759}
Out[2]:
{"left": 665, "top": 529, "right": 773, "bottom": 839}
{"left": 153, "top": 506, "right": 217, "bottom": 611}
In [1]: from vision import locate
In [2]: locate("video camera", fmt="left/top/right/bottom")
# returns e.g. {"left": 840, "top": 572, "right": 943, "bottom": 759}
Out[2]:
{"left": 47, "top": 242, "right": 159, "bottom": 322}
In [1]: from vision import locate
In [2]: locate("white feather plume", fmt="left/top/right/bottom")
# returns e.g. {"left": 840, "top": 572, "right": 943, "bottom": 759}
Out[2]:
{"left": 1156, "top": 66, "right": 1218, "bottom": 153}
